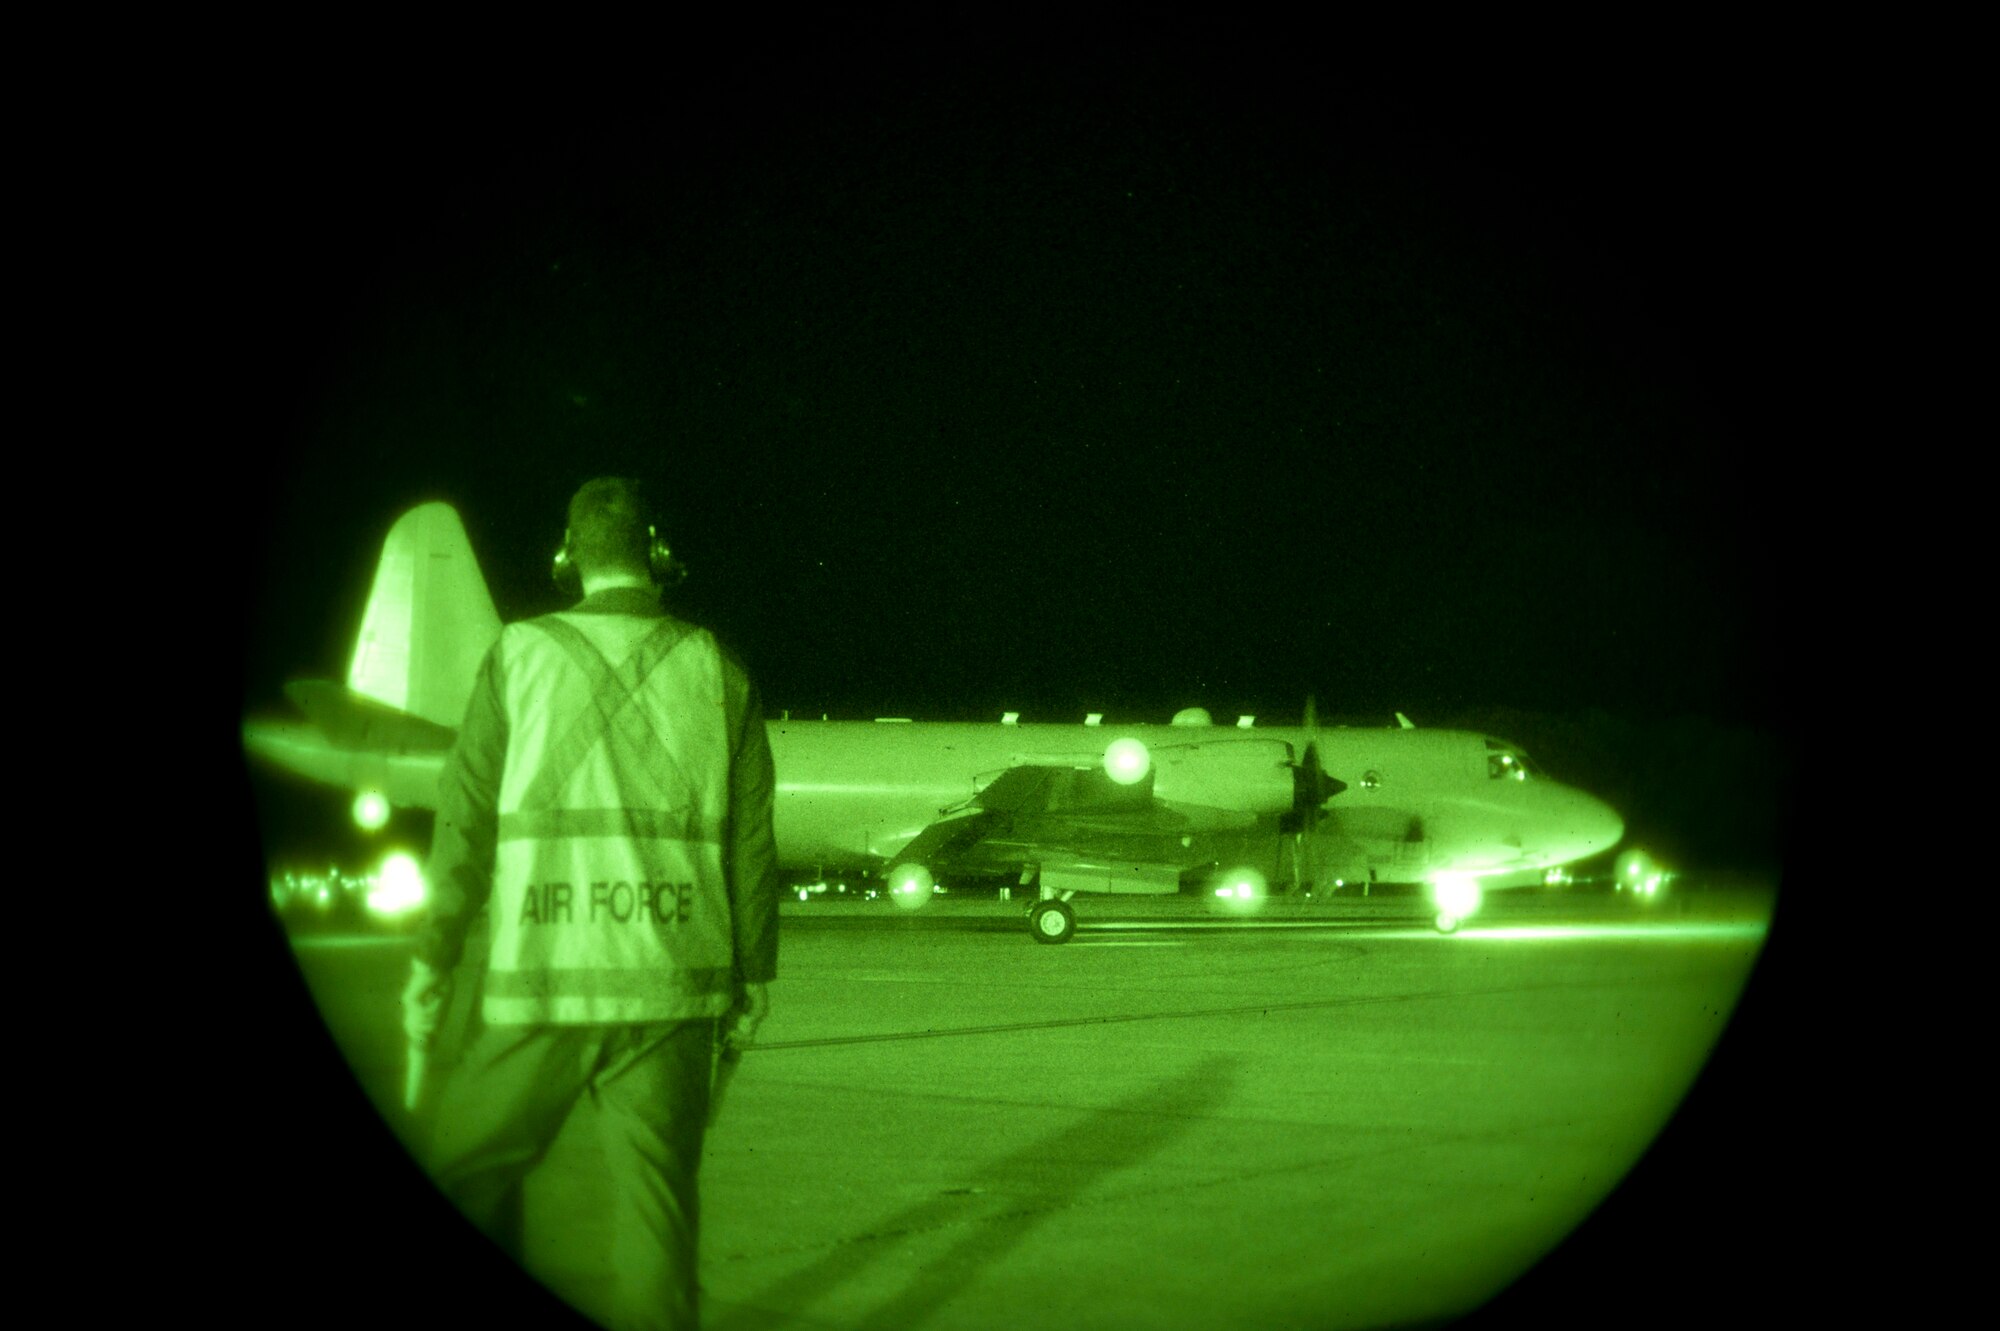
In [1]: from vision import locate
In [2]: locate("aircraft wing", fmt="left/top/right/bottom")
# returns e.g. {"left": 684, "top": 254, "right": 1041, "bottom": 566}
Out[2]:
{"left": 884, "top": 741, "right": 1300, "bottom": 887}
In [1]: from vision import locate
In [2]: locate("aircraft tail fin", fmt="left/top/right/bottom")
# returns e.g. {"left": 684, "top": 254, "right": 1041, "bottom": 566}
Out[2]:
{"left": 347, "top": 503, "right": 502, "bottom": 729}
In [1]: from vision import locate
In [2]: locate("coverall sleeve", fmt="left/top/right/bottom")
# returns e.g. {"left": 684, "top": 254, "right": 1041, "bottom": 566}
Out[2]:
{"left": 724, "top": 667, "right": 781, "bottom": 985}
{"left": 415, "top": 639, "right": 509, "bottom": 972}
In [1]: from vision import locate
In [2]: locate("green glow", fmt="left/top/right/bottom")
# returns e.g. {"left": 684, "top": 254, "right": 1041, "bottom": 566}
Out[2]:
{"left": 1432, "top": 873, "right": 1483, "bottom": 918}
{"left": 1458, "top": 920, "right": 1766, "bottom": 943}
{"left": 1214, "top": 868, "right": 1268, "bottom": 910}
{"left": 888, "top": 863, "right": 935, "bottom": 909}
{"left": 352, "top": 789, "right": 390, "bottom": 831}
{"left": 1104, "top": 737, "right": 1151, "bottom": 785}
{"left": 365, "top": 852, "right": 427, "bottom": 917}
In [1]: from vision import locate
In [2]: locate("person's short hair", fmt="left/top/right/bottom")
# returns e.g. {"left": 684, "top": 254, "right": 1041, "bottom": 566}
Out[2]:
{"left": 566, "top": 477, "right": 653, "bottom": 578}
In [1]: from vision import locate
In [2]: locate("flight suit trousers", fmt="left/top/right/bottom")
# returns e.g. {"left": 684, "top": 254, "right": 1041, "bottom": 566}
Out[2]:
{"left": 426, "top": 1018, "right": 716, "bottom": 1331}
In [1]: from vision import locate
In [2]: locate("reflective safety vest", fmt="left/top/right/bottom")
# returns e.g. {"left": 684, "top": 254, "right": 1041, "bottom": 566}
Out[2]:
{"left": 482, "top": 611, "right": 736, "bottom": 1025}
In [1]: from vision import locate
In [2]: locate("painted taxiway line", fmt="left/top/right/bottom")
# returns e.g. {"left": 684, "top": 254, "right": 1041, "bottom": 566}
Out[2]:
{"left": 1085, "top": 919, "right": 1768, "bottom": 943}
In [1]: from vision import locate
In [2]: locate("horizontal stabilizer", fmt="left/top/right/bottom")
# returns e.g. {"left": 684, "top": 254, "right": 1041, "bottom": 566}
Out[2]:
{"left": 285, "top": 680, "right": 457, "bottom": 753}
{"left": 241, "top": 717, "right": 446, "bottom": 809}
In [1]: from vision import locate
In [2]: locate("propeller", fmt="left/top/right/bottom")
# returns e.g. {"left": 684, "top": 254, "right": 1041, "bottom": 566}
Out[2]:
{"left": 1282, "top": 694, "right": 1347, "bottom": 835}
{"left": 1279, "top": 696, "right": 1351, "bottom": 894}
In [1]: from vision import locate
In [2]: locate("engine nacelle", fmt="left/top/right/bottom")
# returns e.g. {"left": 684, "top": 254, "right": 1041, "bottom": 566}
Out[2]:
{"left": 1150, "top": 740, "right": 1295, "bottom": 814}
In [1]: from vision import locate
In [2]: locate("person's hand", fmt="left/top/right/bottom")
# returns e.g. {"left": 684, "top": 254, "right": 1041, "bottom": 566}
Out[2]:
{"left": 724, "top": 982, "right": 769, "bottom": 1051}
{"left": 402, "top": 958, "right": 453, "bottom": 1046}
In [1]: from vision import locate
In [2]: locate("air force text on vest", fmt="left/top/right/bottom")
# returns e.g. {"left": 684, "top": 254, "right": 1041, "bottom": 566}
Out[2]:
{"left": 518, "top": 881, "right": 695, "bottom": 926}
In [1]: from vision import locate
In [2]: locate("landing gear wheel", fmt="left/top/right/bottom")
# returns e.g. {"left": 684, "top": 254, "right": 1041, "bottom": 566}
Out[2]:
{"left": 1434, "top": 912, "right": 1461, "bottom": 934}
{"left": 1029, "top": 900, "right": 1076, "bottom": 945}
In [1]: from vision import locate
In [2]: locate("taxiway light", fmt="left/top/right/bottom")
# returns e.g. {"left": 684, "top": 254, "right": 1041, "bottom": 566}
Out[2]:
{"left": 353, "top": 789, "right": 390, "bottom": 831}
{"left": 1105, "top": 737, "right": 1151, "bottom": 785}
{"left": 1432, "top": 873, "right": 1482, "bottom": 920}
{"left": 366, "top": 852, "right": 427, "bottom": 917}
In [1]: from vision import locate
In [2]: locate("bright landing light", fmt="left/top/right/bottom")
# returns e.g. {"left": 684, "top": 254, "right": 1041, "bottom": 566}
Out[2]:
{"left": 887, "top": 863, "right": 935, "bottom": 909}
{"left": 1432, "top": 873, "right": 1482, "bottom": 919}
{"left": 1104, "top": 737, "right": 1151, "bottom": 785}
{"left": 366, "top": 852, "right": 427, "bottom": 917}
{"left": 353, "top": 789, "right": 390, "bottom": 831}
{"left": 1213, "top": 868, "right": 1268, "bottom": 910}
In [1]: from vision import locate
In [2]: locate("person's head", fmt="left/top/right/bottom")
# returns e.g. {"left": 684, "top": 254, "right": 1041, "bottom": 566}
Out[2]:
{"left": 560, "top": 477, "right": 655, "bottom": 587}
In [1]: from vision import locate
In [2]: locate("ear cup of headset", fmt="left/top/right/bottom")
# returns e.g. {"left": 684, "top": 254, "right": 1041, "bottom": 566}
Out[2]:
{"left": 552, "top": 521, "right": 685, "bottom": 590}
{"left": 647, "top": 525, "right": 688, "bottom": 588}
{"left": 552, "top": 532, "right": 579, "bottom": 592}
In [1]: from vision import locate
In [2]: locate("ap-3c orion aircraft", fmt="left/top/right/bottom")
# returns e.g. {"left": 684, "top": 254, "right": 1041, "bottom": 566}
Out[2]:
{"left": 244, "top": 505, "right": 1626, "bottom": 943}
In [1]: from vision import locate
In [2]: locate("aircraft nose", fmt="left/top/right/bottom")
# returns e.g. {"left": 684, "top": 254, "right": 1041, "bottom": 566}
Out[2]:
{"left": 1577, "top": 790, "right": 1624, "bottom": 856}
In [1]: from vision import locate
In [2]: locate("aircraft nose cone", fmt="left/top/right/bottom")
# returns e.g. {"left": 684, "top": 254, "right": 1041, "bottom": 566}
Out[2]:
{"left": 1542, "top": 784, "right": 1624, "bottom": 863}
{"left": 1580, "top": 792, "right": 1624, "bottom": 856}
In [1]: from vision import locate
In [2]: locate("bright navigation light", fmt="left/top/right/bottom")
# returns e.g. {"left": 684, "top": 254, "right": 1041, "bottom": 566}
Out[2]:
{"left": 367, "top": 852, "right": 427, "bottom": 917}
{"left": 888, "top": 863, "right": 934, "bottom": 909}
{"left": 1432, "top": 873, "right": 1482, "bottom": 919}
{"left": 1214, "top": 868, "right": 1267, "bottom": 909}
{"left": 1104, "top": 738, "right": 1150, "bottom": 785}
{"left": 353, "top": 789, "right": 390, "bottom": 831}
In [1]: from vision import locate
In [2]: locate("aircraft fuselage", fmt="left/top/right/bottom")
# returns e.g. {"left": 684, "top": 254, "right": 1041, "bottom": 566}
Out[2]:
{"left": 766, "top": 720, "right": 1621, "bottom": 887}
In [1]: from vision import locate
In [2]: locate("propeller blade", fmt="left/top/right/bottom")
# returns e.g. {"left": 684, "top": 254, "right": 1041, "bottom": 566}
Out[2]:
{"left": 1286, "top": 694, "right": 1347, "bottom": 834}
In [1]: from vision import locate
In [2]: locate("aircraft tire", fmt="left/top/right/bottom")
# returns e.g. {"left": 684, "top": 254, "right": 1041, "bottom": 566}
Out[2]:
{"left": 1434, "top": 912, "right": 1461, "bottom": 935}
{"left": 1029, "top": 900, "right": 1076, "bottom": 945}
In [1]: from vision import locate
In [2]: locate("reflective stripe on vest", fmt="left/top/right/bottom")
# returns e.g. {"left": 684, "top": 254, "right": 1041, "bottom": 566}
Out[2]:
{"left": 484, "top": 613, "right": 735, "bottom": 1025}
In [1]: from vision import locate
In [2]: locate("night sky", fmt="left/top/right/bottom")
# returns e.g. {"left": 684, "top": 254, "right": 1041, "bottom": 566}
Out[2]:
{"left": 231, "top": 59, "right": 1792, "bottom": 868}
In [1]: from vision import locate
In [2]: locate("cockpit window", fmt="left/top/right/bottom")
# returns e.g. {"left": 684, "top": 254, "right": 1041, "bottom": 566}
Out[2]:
{"left": 1484, "top": 738, "right": 1540, "bottom": 781}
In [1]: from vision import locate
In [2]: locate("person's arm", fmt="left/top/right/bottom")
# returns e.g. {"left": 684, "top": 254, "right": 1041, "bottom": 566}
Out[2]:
{"left": 722, "top": 660, "right": 781, "bottom": 998}
{"left": 414, "top": 639, "right": 510, "bottom": 974}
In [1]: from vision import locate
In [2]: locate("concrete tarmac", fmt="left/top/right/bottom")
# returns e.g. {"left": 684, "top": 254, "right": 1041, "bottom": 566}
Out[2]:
{"left": 273, "top": 883, "right": 1779, "bottom": 1330}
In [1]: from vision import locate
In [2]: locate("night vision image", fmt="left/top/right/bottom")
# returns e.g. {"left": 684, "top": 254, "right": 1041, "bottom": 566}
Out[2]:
{"left": 234, "top": 57, "right": 1791, "bottom": 1331}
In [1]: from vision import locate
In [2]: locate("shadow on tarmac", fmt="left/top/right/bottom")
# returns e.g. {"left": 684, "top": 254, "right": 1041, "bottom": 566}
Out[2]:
{"left": 712, "top": 1055, "right": 1243, "bottom": 1331}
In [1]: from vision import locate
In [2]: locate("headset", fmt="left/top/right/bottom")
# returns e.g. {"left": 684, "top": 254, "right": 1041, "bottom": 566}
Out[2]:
{"left": 552, "top": 496, "right": 689, "bottom": 593}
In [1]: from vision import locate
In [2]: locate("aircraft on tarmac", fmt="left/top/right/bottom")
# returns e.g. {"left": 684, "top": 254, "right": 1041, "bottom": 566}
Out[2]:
{"left": 243, "top": 504, "right": 1626, "bottom": 943}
